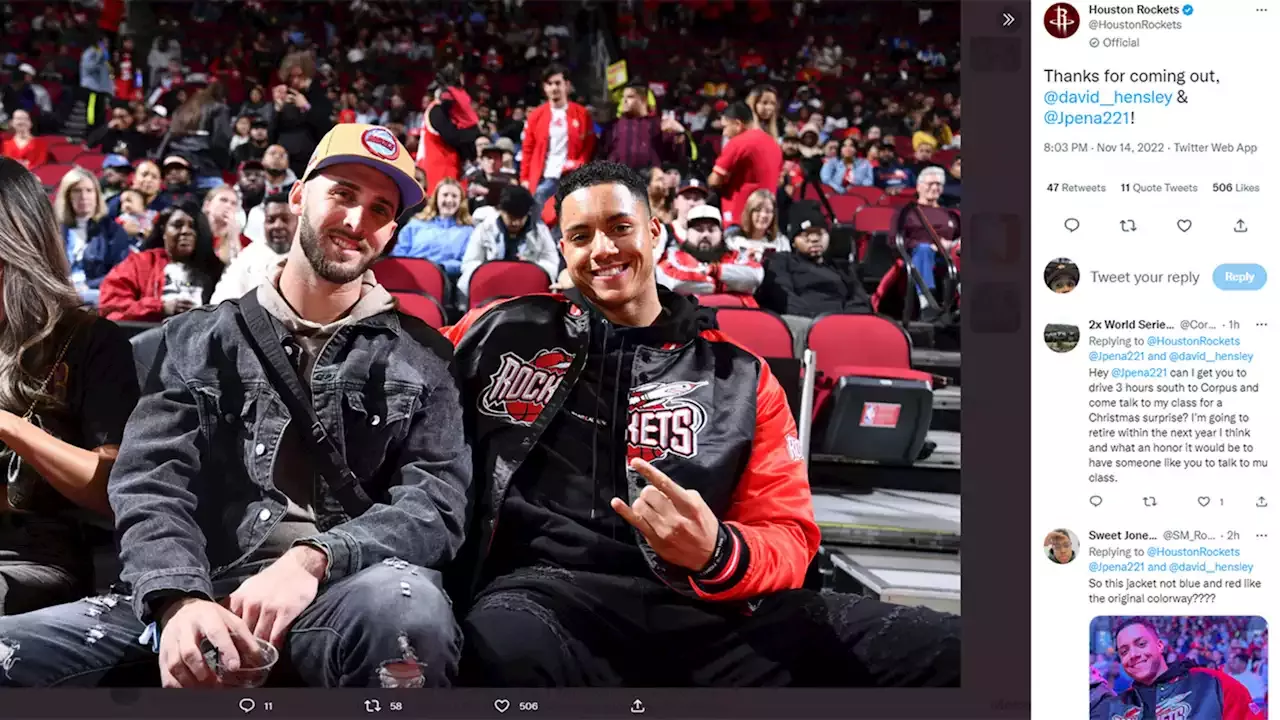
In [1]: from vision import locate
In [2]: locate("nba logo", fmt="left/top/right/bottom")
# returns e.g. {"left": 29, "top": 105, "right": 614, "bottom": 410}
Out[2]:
{"left": 860, "top": 402, "right": 901, "bottom": 429}
{"left": 1044, "top": 3, "right": 1080, "bottom": 38}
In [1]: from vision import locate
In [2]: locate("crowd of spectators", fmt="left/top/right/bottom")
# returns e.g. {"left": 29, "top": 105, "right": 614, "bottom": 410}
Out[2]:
{"left": 0, "top": 0, "right": 961, "bottom": 324}
{"left": 1090, "top": 616, "right": 1269, "bottom": 705}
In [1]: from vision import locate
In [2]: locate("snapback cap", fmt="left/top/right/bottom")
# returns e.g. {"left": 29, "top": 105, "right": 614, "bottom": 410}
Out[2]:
{"left": 303, "top": 124, "right": 424, "bottom": 214}
{"left": 687, "top": 204, "right": 722, "bottom": 226}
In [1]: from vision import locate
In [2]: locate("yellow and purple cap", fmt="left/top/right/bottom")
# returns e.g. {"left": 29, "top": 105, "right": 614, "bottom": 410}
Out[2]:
{"left": 303, "top": 124, "right": 423, "bottom": 214}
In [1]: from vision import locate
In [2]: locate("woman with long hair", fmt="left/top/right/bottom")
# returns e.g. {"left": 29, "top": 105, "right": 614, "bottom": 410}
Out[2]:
{"left": 820, "top": 136, "right": 874, "bottom": 194}
{"left": 725, "top": 188, "right": 790, "bottom": 260}
{"left": 158, "top": 81, "right": 233, "bottom": 188}
{"left": 272, "top": 51, "right": 333, "bottom": 178}
{"left": 52, "top": 168, "right": 132, "bottom": 303}
{"left": 392, "top": 178, "right": 474, "bottom": 278}
{"left": 646, "top": 167, "right": 674, "bottom": 225}
{"left": 746, "top": 85, "right": 780, "bottom": 141}
{"left": 0, "top": 157, "right": 139, "bottom": 614}
{"left": 97, "top": 204, "right": 223, "bottom": 322}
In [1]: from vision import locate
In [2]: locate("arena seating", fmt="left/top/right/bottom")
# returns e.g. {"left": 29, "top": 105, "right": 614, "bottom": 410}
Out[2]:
{"left": 391, "top": 290, "right": 446, "bottom": 329}
{"left": 373, "top": 257, "right": 450, "bottom": 305}
{"left": 467, "top": 261, "right": 552, "bottom": 308}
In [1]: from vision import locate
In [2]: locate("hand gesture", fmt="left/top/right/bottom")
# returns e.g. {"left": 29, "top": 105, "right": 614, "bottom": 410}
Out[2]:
{"left": 119, "top": 216, "right": 142, "bottom": 237}
{"left": 611, "top": 458, "right": 720, "bottom": 571}
{"left": 158, "top": 598, "right": 259, "bottom": 688}
{"left": 660, "top": 115, "right": 685, "bottom": 134}
{"left": 162, "top": 296, "right": 196, "bottom": 316}
{"left": 272, "top": 84, "right": 289, "bottom": 108}
{"left": 227, "top": 547, "right": 322, "bottom": 648}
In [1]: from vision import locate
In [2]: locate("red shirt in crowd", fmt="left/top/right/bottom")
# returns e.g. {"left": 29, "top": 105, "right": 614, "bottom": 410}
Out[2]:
{"left": 712, "top": 127, "right": 782, "bottom": 226}
{"left": 1, "top": 136, "right": 52, "bottom": 169}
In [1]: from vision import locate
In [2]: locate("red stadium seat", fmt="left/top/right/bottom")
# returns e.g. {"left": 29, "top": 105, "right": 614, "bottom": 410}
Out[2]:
{"left": 392, "top": 291, "right": 445, "bottom": 329}
{"left": 74, "top": 152, "right": 106, "bottom": 173}
{"left": 715, "top": 308, "right": 794, "bottom": 358}
{"left": 49, "top": 144, "right": 85, "bottom": 164}
{"left": 33, "top": 163, "right": 74, "bottom": 189}
{"left": 854, "top": 207, "right": 896, "bottom": 234}
{"left": 879, "top": 193, "right": 914, "bottom": 208}
{"left": 696, "top": 293, "right": 755, "bottom": 308}
{"left": 468, "top": 260, "right": 551, "bottom": 308}
{"left": 373, "top": 257, "right": 449, "bottom": 304}
{"left": 844, "top": 186, "right": 885, "bottom": 205}
{"left": 933, "top": 149, "right": 957, "bottom": 167}
{"left": 826, "top": 194, "right": 867, "bottom": 223}
{"left": 805, "top": 313, "right": 934, "bottom": 463}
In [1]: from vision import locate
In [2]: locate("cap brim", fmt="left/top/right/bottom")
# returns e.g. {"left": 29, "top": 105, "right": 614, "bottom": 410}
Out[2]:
{"left": 308, "top": 155, "right": 424, "bottom": 216}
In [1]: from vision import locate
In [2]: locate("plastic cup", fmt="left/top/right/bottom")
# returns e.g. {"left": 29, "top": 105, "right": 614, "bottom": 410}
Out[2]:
{"left": 203, "top": 637, "right": 279, "bottom": 688}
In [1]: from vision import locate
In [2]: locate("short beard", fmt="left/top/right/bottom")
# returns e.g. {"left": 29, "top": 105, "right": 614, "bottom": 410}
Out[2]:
{"left": 299, "top": 214, "right": 372, "bottom": 284}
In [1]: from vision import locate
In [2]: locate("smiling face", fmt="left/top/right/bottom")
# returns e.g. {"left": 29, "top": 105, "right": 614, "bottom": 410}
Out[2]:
{"left": 435, "top": 183, "right": 461, "bottom": 217}
{"left": 163, "top": 209, "right": 198, "bottom": 260}
{"left": 559, "top": 182, "right": 661, "bottom": 316}
{"left": 1116, "top": 623, "right": 1167, "bottom": 686}
{"left": 291, "top": 163, "right": 399, "bottom": 285}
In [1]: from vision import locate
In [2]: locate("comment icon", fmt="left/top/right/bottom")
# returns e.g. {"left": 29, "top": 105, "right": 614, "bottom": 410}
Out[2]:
{"left": 1089, "top": 495, "right": 1102, "bottom": 507}
{"left": 239, "top": 698, "right": 256, "bottom": 714}
{"left": 1064, "top": 218, "right": 1080, "bottom": 232}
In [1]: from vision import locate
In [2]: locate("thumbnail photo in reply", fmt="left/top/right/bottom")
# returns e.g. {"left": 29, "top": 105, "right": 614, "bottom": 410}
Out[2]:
{"left": 0, "top": 0, "right": 969, "bottom": 701}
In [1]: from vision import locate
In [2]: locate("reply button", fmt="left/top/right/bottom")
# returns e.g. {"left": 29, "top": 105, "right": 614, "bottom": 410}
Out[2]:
{"left": 1213, "top": 264, "right": 1267, "bottom": 291}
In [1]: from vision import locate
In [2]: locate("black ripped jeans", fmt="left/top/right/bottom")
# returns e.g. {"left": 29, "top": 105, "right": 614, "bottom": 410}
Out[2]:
{"left": 459, "top": 567, "right": 961, "bottom": 687}
{"left": 0, "top": 561, "right": 460, "bottom": 687}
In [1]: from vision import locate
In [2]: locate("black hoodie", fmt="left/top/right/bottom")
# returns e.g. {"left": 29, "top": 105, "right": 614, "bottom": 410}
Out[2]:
{"left": 483, "top": 287, "right": 712, "bottom": 580}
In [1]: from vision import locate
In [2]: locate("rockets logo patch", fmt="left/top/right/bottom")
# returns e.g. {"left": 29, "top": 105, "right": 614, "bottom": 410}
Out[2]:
{"left": 627, "top": 381, "right": 708, "bottom": 462}
{"left": 479, "top": 349, "right": 574, "bottom": 426}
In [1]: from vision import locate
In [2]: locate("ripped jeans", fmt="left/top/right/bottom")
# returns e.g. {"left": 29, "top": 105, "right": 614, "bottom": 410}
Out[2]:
{"left": 0, "top": 560, "right": 460, "bottom": 687}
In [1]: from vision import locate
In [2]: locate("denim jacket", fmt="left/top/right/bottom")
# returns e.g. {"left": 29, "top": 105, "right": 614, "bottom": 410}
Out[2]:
{"left": 109, "top": 297, "right": 473, "bottom": 622}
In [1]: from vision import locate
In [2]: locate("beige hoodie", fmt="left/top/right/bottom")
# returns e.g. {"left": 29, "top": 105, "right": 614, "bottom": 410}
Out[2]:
{"left": 246, "top": 260, "right": 396, "bottom": 559}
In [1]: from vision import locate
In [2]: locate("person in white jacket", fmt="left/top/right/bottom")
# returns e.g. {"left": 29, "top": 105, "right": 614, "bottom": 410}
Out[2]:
{"left": 457, "top": 184, "right": 560, "bottom": 300}
{"left": 209, "top": 193, "right": 298, "bottom": 304}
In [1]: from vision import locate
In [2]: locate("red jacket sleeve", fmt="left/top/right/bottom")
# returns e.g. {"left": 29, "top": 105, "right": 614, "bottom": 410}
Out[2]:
{"left": 1201, "top": 668, "right": 1262, "bottom": 719}
{"left": 690, "top": 350, "right": 820, "bottom": 600}
{"left": 519, "top": 107, "right": 542, "bottom": 188}
{"left": 98, "top": 254, "right": 164, "bottom": 322}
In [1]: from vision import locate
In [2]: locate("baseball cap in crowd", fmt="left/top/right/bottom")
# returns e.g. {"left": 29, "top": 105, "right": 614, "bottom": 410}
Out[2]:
{"left": 787, "top": 201, "right": 830, "bottom": 237}
{"left": 677, "top": 178, "right": 710, "bottom": 198}
{"left": 102, "top": 155, "right": 132, "bottom": 171}
{"left": 151, "top": 105, "right": 168, "bottom": 118}
{"left": 303, "top": 123, "right": 423, "bottom": 215}
{"left": 18, "top": 63, "right": 36, "bottom": 77}
{"left": 250, "top": 116, "right": 269, "bottom": 129}
{"left": 484, "top": 137, "right": 516, "bottom": 155}
{"left": 687, "top": 205, "right": 723, "bottom": 227}
{"left": 239, "top": 159, "right": 265, "bottom": 172}
{"left": 162, "top": 155, "right": 191, "bottom": 171}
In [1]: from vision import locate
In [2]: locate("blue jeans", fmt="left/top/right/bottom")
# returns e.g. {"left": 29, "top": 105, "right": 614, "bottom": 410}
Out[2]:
{"left": 532, "top": 178, "right": 559, "bottom": 213}
{"left": 0, "top": 561, "right": 460, "bottom": 687}
{"left": 911, "top": 244, "right": 937, "bottom": 291}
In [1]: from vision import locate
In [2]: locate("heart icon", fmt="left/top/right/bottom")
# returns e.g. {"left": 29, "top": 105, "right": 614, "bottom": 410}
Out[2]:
{"left": 494, "top": 699, "right": 510, "bottom": 713}
{"left": 1089, "top": 495, "right": 1102, "bottom": 507}
{"left": 1198, "top": 496, "right": 1211, "bottom": 507}
{"left": 1177, "top": 219, "right": 1192, "bottom": 232}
